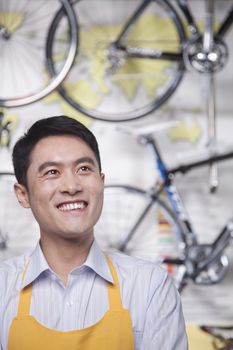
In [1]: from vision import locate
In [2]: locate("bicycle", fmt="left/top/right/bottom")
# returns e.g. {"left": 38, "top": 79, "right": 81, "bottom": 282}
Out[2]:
{"left": 94, "top": 122, "right": 233, "bottom": 292}
{"left": 0, "top": 0, "right": 78, "bottom": 107}
{"left": 201, "top": 325, "right": 233, "bottom": 349}
{"left": 46, "top": 0, "right": 233, "bottom": 122}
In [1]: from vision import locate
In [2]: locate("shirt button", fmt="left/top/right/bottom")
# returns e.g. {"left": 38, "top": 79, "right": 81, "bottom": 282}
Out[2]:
{"left": 66, "top": 300, "right": 74, "bottom": 307}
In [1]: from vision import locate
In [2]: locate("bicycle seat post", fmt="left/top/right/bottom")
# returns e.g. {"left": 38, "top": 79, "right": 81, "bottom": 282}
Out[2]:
{"left": 204, "top": 0, "right": 218, "bottom": 192}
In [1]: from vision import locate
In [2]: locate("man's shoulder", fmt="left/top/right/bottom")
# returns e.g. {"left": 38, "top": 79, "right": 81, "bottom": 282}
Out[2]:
{"left": 108, "top": 251, "right": 168, "bottom": 283}
{"left": 0, "top": 253, "right": 26, "bottom": 268}
{"left": 109, "top": 250, "right": 164, "bottom": 268}
{"left": 107, "top": 252, "right": 175, "bottom": 307}
{"left": 0, "top": 254, "right": 27, "bottom": 286}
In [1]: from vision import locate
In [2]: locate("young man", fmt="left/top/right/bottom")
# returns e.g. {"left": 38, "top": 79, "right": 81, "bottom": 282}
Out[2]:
{"left": 0, "top": 115, "right": 188, "bottom": 349}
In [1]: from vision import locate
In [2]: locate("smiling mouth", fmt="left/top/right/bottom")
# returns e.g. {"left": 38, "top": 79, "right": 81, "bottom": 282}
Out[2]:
{"left": 57, "top": 201, "right": 87, "bottom": 212}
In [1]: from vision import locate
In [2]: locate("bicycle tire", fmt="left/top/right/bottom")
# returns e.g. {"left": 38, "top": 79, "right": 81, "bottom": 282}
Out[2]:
{"left": 0, "top": 172, "right": 39, "bottom": 261}
{"left": 0, "top": 0, "right": 78, "bottom": 108}
{"left": 95, "top": 185, "right": 186, "bottom": 280}
{"left": 46, "top": 0, "right": 186, "bottom": 122}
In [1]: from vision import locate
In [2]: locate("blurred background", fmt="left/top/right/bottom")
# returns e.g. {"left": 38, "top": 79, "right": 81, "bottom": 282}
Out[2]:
{"left": 1, "top": 1, "right": 233, "bottom": 348}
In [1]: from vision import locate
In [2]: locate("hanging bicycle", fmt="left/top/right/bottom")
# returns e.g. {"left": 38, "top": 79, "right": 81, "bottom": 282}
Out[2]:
{"left": 46, "top": 0, "right": 233, "bottom": 122}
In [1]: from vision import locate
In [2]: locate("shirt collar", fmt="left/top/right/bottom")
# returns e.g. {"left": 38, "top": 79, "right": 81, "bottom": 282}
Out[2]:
{"left": 21, "top": 241, "right": 51, "bottom": 289}
{"left": 78, "top": 240, "right": 114, "bottom": 284}
{"left": 21, "top": 240, "right": 113, "bottom": 289}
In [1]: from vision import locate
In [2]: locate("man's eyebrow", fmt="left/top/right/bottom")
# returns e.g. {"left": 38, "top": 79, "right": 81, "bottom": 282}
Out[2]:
{"left": 38, "top": 157, "right": 96, "bottom": 173}
{"left": 38, "top": 161, "right": 60, "bottom": 173}
{"left": 75, "top": 156, "right": 96, "bottom": 167}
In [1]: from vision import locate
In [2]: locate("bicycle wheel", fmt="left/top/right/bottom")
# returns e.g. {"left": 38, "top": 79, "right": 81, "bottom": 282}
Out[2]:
{"left": 46, "top": 0, "right": 185, "bottom": 122}
{"left": 0, "top": 0, "right": 77, "bottom": 108}
{"left": 95, "top": 185, "right": 186, "bottom": 271}
{"left": 0, "top": 173, "right": 39, "bottom": 261}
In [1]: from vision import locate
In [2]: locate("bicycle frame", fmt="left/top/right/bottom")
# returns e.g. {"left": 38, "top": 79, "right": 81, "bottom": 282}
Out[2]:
{"left": 147, "top": 135, "right": 198, "bottom": 248}
{"left": 141, "top": 133, "right": 233, "bottom": 289}
{"left": 114, "top": 0, "right": 185, "bottom": 61}
{"left": 179, "top": 0, "right": 233, "bottom": 39}
{"left": 176, "top": 0, "right": 233, "bottom": 191}
{"left": 114, "top": 0, "right": 233, "bottom": 187}
{"left": 113, "top": 0, "right": 233, "bottom": 62}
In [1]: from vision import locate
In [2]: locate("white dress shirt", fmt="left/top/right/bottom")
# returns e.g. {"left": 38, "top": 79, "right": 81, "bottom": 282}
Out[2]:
{"left": 0, "top": 240, "right": 188, "bottom": 350}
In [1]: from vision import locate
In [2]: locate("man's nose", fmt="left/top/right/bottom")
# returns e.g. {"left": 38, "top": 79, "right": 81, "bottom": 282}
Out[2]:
{"left": 59, "top": 172, "right": 82, "bottom": 195}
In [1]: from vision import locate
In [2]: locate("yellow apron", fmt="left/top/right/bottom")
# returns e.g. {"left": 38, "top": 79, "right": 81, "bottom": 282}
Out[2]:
{"left": 8, "top": 256, "right": 134, "bottom": 350}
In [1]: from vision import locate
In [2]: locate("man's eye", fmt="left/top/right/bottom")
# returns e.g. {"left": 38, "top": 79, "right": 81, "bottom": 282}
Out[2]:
{"left": 79, "top": 166, "right": 90, "bottom": 173}
{"left": 46, "top": 169, "right": 58, "bottom": 175}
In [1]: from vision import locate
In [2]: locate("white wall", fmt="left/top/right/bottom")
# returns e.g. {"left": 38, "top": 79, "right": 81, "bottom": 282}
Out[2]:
{"left": 0, "top": 0, "right": 233, "bottom": 323}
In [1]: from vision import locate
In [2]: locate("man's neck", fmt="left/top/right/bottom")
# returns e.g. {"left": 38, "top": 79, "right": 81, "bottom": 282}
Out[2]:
{"left": 39, "top": 235, "right": 94, "bottom": 285}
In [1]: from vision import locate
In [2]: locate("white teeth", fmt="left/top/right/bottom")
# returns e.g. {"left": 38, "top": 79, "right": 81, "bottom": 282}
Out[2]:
{"left": 59, "top": 202, "right": 85, "bottom": 211}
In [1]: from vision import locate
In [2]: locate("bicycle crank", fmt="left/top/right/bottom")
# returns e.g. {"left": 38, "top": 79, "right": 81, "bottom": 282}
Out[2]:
{"left": 183, "top": 35, "right": 229, "bottom": 74}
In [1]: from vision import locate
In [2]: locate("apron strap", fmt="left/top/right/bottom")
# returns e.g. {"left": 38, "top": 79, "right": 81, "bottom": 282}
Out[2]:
{"left": 105, "top": 256, "right": 123, "bottom": 311}
{"left": 17, "top": 283, "right": 33, "bottom": 317}
{"left": 17, "top": 263, "right": 33, "bottom": 317}
{"left": 17, "top": 256, "right": 123, "bottom": 317}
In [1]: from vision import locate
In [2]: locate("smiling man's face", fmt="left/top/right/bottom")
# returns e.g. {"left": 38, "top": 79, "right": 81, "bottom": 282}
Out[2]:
{"left": 14, "top": 135, "right": 105, "bottom": 244}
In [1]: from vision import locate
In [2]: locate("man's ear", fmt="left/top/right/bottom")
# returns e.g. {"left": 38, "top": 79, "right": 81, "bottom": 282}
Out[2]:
{"left": 100, "top": 172, "right": 105, "bottom": 184}
{"left": 14, "top": 183, "right": 31, "bottom": 209}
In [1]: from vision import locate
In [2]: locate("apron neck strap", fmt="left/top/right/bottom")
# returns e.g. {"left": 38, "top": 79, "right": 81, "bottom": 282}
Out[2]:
{"left": 17, "top": 256, "right": 123, "bottom": 317}
{"left": 17, "top": 284, "right": 33, "bottom": 317}
{"left": 105, "top": 256, "right": 123, "bottom": 310}
{"left": 17, "top": 264, "right": 33, "bottom": 317}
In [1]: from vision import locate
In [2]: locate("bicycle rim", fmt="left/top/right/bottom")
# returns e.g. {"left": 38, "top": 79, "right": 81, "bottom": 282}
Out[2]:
{"left": 95, "top": 185, "right": 186, "bottom": 281}
{"left": 0, "top": 0, "right": 77, "bottom": 107}
{"left": 47, "top": 0, "right": 185, "bottom": 122}
{"left": 0, "top": 173, "right": 39, "bottom": 261}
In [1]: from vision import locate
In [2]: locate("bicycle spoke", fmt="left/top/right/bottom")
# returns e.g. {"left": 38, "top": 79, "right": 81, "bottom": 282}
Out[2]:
{"left": 0, "top": 0, "right": 77, "bottom": 107}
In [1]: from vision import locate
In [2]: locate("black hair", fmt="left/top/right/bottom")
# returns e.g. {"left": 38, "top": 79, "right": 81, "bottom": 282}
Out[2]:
{"left": 12, "top": 115, "right": 102, "bottom": 187}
